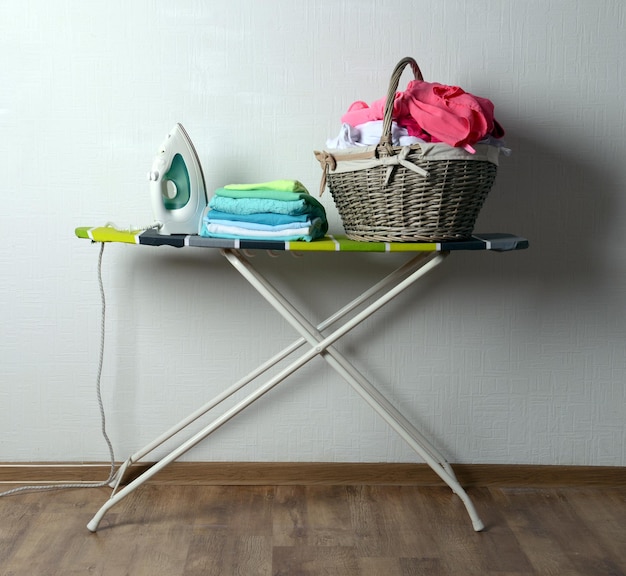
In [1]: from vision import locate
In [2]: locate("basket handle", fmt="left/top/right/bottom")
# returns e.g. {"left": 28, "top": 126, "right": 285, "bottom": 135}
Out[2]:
{"left": 380, "top": 57, "right": 424, "bottom": 149}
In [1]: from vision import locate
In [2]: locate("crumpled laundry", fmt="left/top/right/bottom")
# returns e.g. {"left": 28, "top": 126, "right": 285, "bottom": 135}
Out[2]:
{"left": 200, "top": 180, "right": 328, "bottom": 242}
{"left": 326, "top": 120, "right": 423, "bottom": 149}
{"left": 338, "top": 80, "right": 505, "bottom": 153}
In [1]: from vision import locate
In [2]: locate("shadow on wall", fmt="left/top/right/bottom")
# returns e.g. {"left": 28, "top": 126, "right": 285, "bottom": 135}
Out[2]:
{"left": 457, "top": 120, "right": 620, "bottom": 305}
{"left": 233, "top": 119, "right": 624, "bottom": 348}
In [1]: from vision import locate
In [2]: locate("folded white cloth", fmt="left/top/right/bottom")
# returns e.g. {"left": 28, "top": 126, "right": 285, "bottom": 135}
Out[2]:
{"left": 205, "top": 222, "right": 311, "bottom": 237}
{"left": 326, "top": 121, "right": 423, "bottom": 149}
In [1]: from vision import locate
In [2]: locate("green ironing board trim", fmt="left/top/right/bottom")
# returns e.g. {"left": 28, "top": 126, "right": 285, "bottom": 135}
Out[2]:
{"left": 76, "top": 226, "right": 141, "bottom": 244}
{"left": 75, "top": 227, "right": 528, "bottom": 252}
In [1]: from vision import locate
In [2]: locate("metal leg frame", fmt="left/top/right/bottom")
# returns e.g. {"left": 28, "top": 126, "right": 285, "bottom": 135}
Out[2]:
{"left": 87, "top": 249, "right": 484, "bottom": 532}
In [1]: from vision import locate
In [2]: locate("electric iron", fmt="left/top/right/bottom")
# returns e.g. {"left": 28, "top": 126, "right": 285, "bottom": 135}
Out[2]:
{"left": 148, "top": 123, "right": 208, "bottom": 235}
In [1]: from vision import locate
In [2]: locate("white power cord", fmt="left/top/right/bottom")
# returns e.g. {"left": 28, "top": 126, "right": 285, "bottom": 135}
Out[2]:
{"left": 0, "top": 242, "right": 117, "bottom": 497}
{"left": 104, "top": 221, "right": 162, "bottom": 233}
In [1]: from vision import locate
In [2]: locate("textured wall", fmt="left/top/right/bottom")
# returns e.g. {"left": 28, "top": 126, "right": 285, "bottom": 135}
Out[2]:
{"left": 1, "top": 0, "right": 624, "bottom": 466}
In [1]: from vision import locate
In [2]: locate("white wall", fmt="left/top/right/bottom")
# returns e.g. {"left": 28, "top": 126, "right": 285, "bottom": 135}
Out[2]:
{"left": 1, "top": 0, "right": 624, "bottom": 466}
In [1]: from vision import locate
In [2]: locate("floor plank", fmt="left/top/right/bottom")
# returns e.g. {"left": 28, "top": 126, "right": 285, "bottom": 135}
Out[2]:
{"left": 0, "top": 484, "right": 625, "bottom": 575}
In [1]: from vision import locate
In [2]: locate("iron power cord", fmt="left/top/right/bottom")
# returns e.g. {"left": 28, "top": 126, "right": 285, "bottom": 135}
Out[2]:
{"left": 0, "top": 242, "right": 116, "bottom": 497}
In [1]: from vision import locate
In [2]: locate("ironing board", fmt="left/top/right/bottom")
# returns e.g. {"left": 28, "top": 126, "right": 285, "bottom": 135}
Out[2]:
{"left": 75, "top": 227, "right": 528, "bottom": 532}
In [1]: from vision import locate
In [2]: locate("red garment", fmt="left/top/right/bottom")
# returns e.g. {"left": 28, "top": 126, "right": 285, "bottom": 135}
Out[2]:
{"left": 340, "top": 80, "right": 504, "bottom": 152}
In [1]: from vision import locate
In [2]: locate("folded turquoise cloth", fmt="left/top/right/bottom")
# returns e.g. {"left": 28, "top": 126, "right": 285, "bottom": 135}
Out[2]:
{"left": 203, "top": 182, "right": 328, "bottom": 242}
{"left": 208, "top": 196, "right": 311, "bottom": 216}
{"left": 214, "top": 187, "right": 323, "bottom": 205}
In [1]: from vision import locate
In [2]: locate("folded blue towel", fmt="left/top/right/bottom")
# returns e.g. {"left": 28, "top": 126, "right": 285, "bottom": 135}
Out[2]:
{"left": 205, "top": 209, "right": 319, "bottom": 227}
{"left": 209, "top": 196, "right": 312, "bottom": 216}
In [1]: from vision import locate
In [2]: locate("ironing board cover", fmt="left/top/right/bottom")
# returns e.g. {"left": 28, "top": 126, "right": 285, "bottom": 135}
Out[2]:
{"left": 75, "top": 227, "right": 528, "bottom": 252}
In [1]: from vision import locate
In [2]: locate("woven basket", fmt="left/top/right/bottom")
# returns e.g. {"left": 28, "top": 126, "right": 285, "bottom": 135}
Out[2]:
{"left": 315, "top": 57, "right": 499, "bottom": 242}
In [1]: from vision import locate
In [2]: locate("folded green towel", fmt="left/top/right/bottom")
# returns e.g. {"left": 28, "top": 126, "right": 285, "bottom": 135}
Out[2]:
{"left": 224, "top": 179, "right": 307, "bottom": 193}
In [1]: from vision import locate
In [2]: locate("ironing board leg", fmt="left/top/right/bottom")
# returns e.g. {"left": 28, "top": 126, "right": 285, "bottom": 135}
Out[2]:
{"left": 107, "top": 252, "right": 448, "bottom": 489}
{"left": 88, "top": 252, "right": 449, "bottom": 531}
{"left": 87, "top": 248, "right": 483, "bottom": 532}
{"left": 222, "top": 249, "right": 484, "bottom": 531}
{"left": 88, "top": 343, "right": 327, "bottom": 531}
{"left": 222, "top": 250, "right": 455, "bottom": 473}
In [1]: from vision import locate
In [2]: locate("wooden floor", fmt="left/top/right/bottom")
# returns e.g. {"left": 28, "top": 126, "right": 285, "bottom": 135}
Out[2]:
{"left": 1, "top": 483, "right": 625, "bottom": 576}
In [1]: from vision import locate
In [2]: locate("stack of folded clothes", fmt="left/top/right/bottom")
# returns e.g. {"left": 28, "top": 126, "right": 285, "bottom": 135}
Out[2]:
{"left": 200, "top": 180, "right": 328, "bottom": 242}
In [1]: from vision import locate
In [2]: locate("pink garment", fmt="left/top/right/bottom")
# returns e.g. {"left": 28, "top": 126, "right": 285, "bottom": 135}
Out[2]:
{"left": 340, "top": 80, "right": 504, "bottom": 152}
{"left": 341, "top": 96, "right": 434, "bottom": 141}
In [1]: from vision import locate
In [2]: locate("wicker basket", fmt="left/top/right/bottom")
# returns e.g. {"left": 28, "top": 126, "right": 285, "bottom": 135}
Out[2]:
{"left": 315, "top": 57, "right": 500, "bottom": 242}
